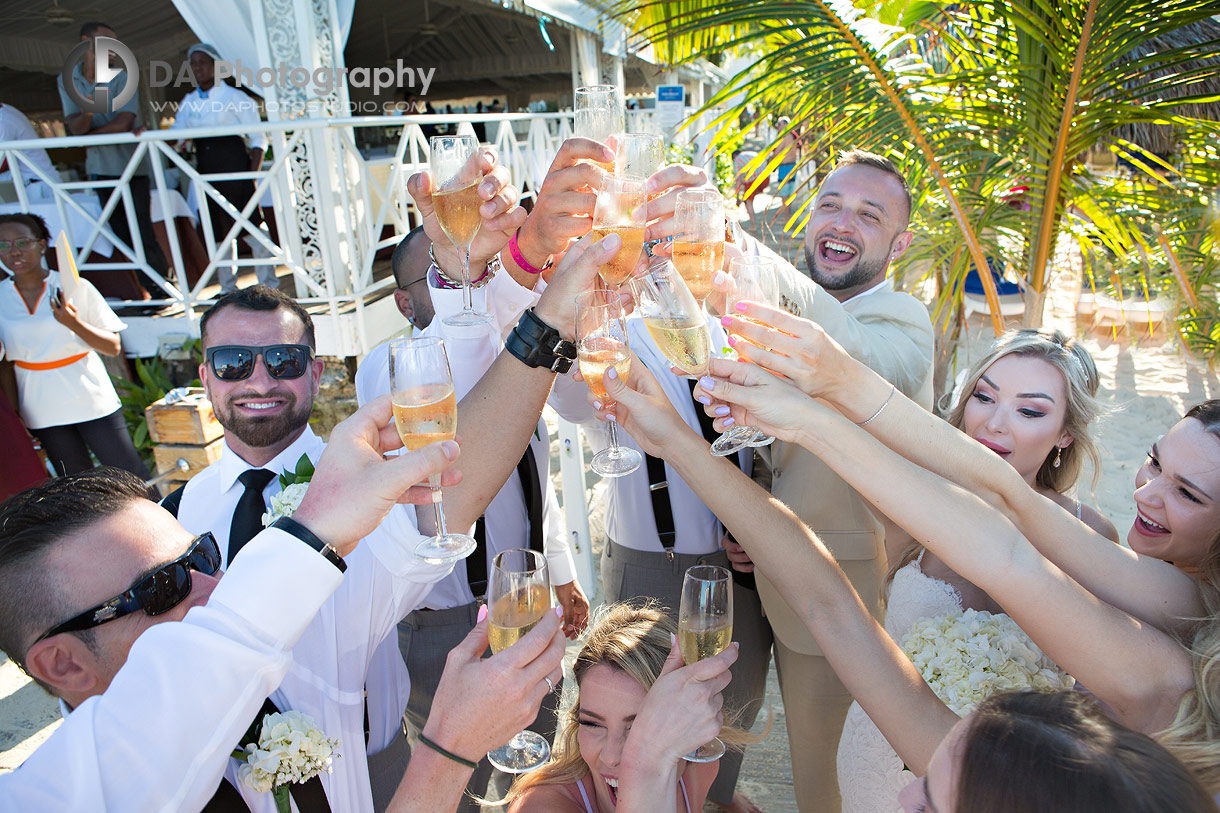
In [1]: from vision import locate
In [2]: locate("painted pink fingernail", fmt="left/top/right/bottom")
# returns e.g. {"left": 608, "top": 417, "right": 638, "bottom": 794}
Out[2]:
{"left": 555, "top": 605, "right": 564, "bottom": 618}
{"left": 699, "top": 376, "right": 715, "bottom": 391}
{"left": 715, "top": 406, "right": 730, "bottom": 417}
{"left": 735, "top": 301, "right": 748, "bottom": 312}
{"left": 593, "top": 400, "right": 603, "bottom": 410}
{"left": 477, "top": 604, "right": 488, "bottom": 623}
{"left": 727, "top": 335, "right": 738, "bottom": 348}
{"left": 606, "top": 367, "right": 618, "bottom": 380}
{"left": 721, "top": 315, "right": 732, "bottom": 327}
{"left": 723, "top": 417, "right": 736, "bottom": 427}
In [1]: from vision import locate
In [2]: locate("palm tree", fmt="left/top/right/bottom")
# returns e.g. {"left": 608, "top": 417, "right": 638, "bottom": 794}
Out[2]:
{"left": 620, "top": 0, "right": 1220, "bottom": 339}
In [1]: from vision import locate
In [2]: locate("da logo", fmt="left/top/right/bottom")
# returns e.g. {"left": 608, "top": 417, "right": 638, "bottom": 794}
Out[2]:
{"left": 61, "top": 37, "right": 138, "bottom": 115}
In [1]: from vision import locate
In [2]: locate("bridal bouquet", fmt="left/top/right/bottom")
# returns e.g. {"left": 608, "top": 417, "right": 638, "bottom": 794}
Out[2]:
{"left": 899, "top": 608, "right": 1072, "bottom": 716}
{"left": 235, "top": 709, "right": 340, "bottom": 812}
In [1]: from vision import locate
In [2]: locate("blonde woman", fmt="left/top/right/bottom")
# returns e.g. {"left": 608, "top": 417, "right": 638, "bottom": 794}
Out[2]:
{"left": 695, "top": 302, "right": 1220, "bottom": 792}
{"left": 580, "top": 360, "right": 1216, "bottom": 810}
{"left": 506, "top": 604, "right": 742, "bottom": 812}
{"left": 835, "top": 330, "right": 1116, "bottom": 811}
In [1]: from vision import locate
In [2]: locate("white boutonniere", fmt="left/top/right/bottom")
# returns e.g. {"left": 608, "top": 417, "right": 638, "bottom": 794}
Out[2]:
{"left": 261, "top": 454, "right": 314, "bottom": 527}
{"left": 233, "top": 709, "right": 340, "bottom": 813}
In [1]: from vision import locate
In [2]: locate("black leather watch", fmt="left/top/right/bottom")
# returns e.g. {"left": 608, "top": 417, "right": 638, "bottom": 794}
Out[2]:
{"left": 270, "top": 516, "right": 347, "bottom": 573}
{"left": 505, "top": 308, "right": 577, "bottom": 373}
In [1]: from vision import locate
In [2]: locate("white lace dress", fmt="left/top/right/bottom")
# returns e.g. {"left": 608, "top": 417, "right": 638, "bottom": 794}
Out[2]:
{"left": 836, "top": 553, "right": 963, "bottom": 813}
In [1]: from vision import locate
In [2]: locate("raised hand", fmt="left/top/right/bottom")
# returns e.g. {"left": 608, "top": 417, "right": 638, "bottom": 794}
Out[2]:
{"left": 717, "top": 301, "right": 855, "bottom": 401}
{"left": 627, "top": 636, "right": 738, "bottom": 763}
{"left": 511, "top": 137, "right": 615, "bottom": 275}
{"left": 292, "top": 394, "right": 462, "bottom": 555}
{"left": 693, "top": 357, "right": 833, "bottom": 444}
{"left": 532, "top": 230, "right": 624, "bottom": 342}
{"left": 585, "top": 354, "right": 694, "bottom": 456}
{"left": 406, "top": 146, "right": 526, "bottom": 274}
{"left": 642, "top": 164, "right": 713, "bottom": 244}
{"left": 422, "top": 605, "right": 566, "bottom": 762}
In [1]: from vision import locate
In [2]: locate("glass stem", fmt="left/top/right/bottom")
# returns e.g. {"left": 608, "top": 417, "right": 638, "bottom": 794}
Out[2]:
{"left": 429, "top": 472, "right": 449, "bottom": 537}
{"left": 607, "top": 417, "right": 622, "bottom": 451}
{"left": 461, "top": 247, "right": 474, "bottom": 313}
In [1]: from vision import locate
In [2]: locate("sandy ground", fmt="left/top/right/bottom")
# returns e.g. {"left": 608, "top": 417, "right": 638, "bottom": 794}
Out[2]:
{"left": 3, "top": 191, "right": 1216, "bottom": 812}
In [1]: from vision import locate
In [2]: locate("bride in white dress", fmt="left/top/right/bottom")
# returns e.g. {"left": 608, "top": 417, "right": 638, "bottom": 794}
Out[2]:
{"left": 836, "top": 329, "right": 1119, "bottom": 813}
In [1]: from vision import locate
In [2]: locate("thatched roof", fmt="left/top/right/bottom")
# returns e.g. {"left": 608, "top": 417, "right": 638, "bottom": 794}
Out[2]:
{"left": 1111, "top": 18, "right": 1220, "bottom": 155}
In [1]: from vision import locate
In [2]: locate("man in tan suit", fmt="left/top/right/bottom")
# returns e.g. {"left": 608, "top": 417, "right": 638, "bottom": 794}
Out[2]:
{"left": 731, "top": 150, "right": 934, "bottom": 812}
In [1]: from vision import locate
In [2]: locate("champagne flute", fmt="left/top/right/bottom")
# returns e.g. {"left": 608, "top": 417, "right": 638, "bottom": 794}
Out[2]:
{"left": 429, "top": 135, "right": 492, "bottom": 327}
{"left": 672, "top": 189, "right": 726, "bottom": 307}
{"left": 486, "top": 549, "right": 553, "bottom": 773}
{"left": 592, "top": 177, "right": 647, "bottom": 288}
{"left": 389, "top": 337, "right": 477, "bottom": 563}
{"left": 711, "top": 256, "right": 781, "bottom": 456}
{"left": 678, "top": 565, "right": 733, "bottom": 762}
{"left": 575, "top": 290, "right": 642, "bottom": 477}
{"left": 629, "top": 258, "right": 712, "bottom": 379}
{"left": 574, "top": 85, "right": 624, "bottom": 171}
{"left": 615, "top": 132, "right": 663, "bottom": 181}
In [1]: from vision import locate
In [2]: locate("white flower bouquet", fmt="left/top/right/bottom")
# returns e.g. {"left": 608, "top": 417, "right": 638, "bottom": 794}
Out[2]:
{"left": 234, "top": 709, "right": 340, "bottom": 812}
{"left": 899, "top": 608, "right": 1073, "bottom": 716}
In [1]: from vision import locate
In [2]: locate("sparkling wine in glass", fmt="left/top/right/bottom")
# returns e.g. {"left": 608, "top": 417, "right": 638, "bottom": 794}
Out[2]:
{"left": 574, "top": 85, "right": 624, "bottom": 172}
{"left": 389, "top": 337, "right": 477, "bottom": 563}
{"left": 615, "top": 132, "right": 663, "bottom": 182}
{"left": 711, "top": 256, "right": 781, "bottom": 457}
{"left": 672, "top": 189, "right": 726, "bottom": 306}
{"left": 629, "top": 258, "right": 712, "bottom": 379}
{"left": 679, "top": 565, "right": 733, "bottom": 762}
{"left": 575, "top": 290, "right": 642, "bottom": 477}
{"left": 592, "top": 176, "right": 647, "bottom": 288}
{"left": 486, "top": 549, "right": 553, "bottom": 773}
{"left": 429, "top": 135, "right": 492, "bottom": 327}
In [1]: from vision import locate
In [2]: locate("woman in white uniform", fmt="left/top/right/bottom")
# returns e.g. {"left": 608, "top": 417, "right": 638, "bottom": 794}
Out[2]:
{"left": 0, "top": 213, "right": 148, "bottom": 479}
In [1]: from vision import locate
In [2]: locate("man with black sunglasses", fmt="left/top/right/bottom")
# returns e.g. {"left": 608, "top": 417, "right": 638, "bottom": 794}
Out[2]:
{"left": 0, "top": 397, "right": 566, "bottom": 811}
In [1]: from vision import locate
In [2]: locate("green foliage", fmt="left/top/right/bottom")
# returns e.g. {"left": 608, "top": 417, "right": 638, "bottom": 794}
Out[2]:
{"left": 618, "top": 0, "right": 1220, "bottom": 345}
{"left": 113, "top": 337, "right": 202, "bottom": 471}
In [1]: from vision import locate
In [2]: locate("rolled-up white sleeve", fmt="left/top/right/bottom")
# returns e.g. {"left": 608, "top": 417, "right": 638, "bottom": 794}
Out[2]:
{"left": 0, "top": 528, "right": 343, "bottom": 812}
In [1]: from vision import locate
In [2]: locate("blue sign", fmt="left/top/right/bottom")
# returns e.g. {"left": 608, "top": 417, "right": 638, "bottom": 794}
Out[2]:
{"left": 656, "top": 85, "right": 685, "bottom": 103}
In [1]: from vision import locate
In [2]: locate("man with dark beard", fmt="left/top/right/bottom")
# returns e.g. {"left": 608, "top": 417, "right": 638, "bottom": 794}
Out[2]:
{"left": 721, "top": 149, "right": 936, "bottom": 812}
{"left": 168, "top": 285, "right": 421, "bottom": 811}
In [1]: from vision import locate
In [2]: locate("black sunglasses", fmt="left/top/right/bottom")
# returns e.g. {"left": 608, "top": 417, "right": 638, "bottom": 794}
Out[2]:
{"left": 35, "top": 532, "right": 221, "bottom": 643}
{"left": 205, "top": 344, "right": 313, "bottom": 382}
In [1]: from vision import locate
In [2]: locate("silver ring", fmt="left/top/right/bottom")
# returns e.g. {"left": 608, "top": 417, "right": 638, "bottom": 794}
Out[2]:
{"left": 544, "top": 676, "right": 555, "bottom": 693}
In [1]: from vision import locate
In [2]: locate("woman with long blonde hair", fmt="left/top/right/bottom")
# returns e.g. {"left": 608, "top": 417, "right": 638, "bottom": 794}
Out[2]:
{"left": 833, "top": 328, "right": 1117, "bottom": 811}
{"left": 506, "top": 603, "right": 744, "bottom": 812}
{"left": 690, "top": 302, "right": 1220, "bottom": 792}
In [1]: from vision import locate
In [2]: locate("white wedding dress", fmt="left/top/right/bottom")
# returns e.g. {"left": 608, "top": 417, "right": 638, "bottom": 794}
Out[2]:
{"left": 836, "top": 552, "right": 963, "bottom": 813}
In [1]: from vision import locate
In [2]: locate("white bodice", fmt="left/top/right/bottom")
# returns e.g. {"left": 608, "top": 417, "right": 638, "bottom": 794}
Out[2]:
{"left": 837, "top": 556, "right": 963, "bottom": 813}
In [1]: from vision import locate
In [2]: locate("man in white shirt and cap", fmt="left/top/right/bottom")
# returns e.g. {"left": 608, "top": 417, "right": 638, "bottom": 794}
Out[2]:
{"left": 171, "top": 43, "right": 278, "bottom": 292}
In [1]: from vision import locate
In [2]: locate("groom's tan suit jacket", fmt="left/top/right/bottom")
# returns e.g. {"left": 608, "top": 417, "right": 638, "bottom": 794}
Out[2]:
{"left": 752, "top": 248, "right": 935, "bottom": 812}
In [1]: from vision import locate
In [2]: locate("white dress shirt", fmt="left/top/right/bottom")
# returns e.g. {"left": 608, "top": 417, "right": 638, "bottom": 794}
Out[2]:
{"left": 354, "top": 269, "right": 579, "bottom": 607}
{"left": 0, "top": 272, "right": 125, "bottom": 429}
{"left": 0, "top": 528, "right": 343, "bottom": 812}
{"left": 170, "top": 83, "right": 268, "bottom": 152}
{"left": 177, "top": 426, "right": 449, "bottom": 811}
{"left": 0, "top": 104, "right": 55, "bottom": 184}
{"left": 556, "top": 311, "right": 749, "bottom": 555}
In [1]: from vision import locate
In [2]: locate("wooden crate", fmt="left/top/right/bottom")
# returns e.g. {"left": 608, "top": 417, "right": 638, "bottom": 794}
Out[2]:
{"left": 153, "top": 437, "right": 225, "bottom": 483}
{"left": 145, "top": 388, "right": 224, "bottom": 445}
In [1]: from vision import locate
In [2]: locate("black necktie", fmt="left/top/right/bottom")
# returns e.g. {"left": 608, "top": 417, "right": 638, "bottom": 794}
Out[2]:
{"left": 229, "top": 469, "right": 276, "bottom": 565}
{"left": 468, "top": 445, "right": 544, "bottom": 597}
{"left": 685, "top": 378, "right": 723, "bottom": 444}
{"left": 200, "top": 697, "right": 332, "bottom": 813}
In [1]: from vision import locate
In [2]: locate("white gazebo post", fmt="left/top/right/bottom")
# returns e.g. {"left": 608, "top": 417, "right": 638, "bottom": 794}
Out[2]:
{"left": 250, "top": 0, "right": 364, "bottom": 349}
